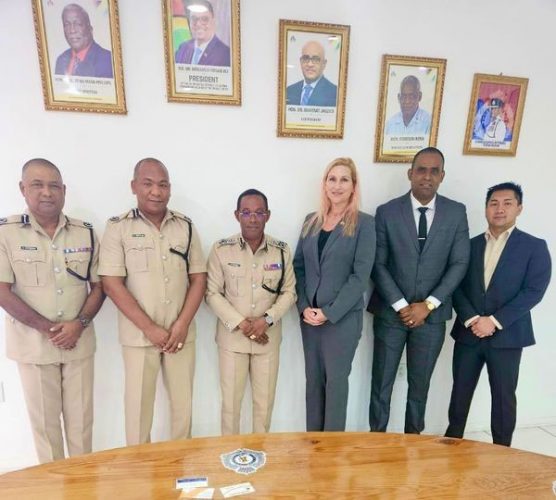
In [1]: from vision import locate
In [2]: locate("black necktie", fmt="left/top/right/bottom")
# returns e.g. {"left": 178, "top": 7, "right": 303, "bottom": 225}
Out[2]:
{"left": 418, "top": 207, "right": 428, "bottom": 252}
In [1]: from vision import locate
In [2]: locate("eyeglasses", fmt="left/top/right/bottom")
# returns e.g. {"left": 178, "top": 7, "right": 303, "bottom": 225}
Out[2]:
{"left": 238, "top": 210, "right": 268, "bottom": 220}
{"left": 190, "top": 15, "right": 212, "bottom": 25}
{"left": 300, "top": 55, "right": 322, "bottom": 64}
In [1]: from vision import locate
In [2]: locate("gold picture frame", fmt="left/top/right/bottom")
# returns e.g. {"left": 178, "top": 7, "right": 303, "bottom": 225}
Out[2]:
{"left": 277, "top": 19, "right": 350, "bottom": 139}
{"left": 162, "top": 0, "right": 241, "bottom": 105}
{"left": 374, "top": 54, "right": 446, "bottom": 162}
{"left": 32, "top": 0, "right": 126, "bottom": 114}
{"left": 463, "top": 73, "right": 528, "bottom": 157}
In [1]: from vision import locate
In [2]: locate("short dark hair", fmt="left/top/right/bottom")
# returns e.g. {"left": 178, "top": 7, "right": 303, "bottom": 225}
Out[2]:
{"left": 411, "top": 147, "right": 445, "bottom": 170}
{"left": 236, "top": 189, "right": 268, "bottom": 211}
{"left": 22, "top": 158, "right": 61, "bottom": 178}
{"left": 133, "top": 157, "right": 168, "bottom": 179}
{"left": 486, "top": 182, "right": 523, "bottom": 205}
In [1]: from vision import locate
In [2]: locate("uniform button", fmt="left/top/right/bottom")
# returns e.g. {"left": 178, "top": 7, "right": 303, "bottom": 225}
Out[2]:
{"left": 252, "top": 283, "right": 257, "bottom": 289}
{"left": 164, "top": 277, "right": 169, "bottom": 283}
{"left": 231, "top": 274, "right": 235, "bottom": 278}
{"left": 137, "top": 244, "right": 143, "bottom": 249}
{"left": 165, "top": 299, "right": 171, "bottom": 304}
{"left": 162, "top": 255, "right": 167, "bottom": 260}
{"left": 54, "top": 267, "right": 61, "bottom": 273}
{"left": 51, "top": 244, "right": 57, "bottom": 250}
{"left": 57, "top": 311, "right": 63, "bottom": 317}
{"left": 251, "top": 304, "right": 256, "bottom": 309}
{"left": 159, "top": 234, "right": 164, "bottom": 239}
{"left": 57, "top": 289, "right": 63, "bottom": 295}
{"left": 252, "top": 263, "right": 257, "bottom": 268}
{"left": 25, "top": 258, "right": 31, "bottom": 263}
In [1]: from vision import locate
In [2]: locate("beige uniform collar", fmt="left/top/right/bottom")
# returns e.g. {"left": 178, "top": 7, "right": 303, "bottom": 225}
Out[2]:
{"left": 25, "top": 211, "right": 68, "bottom": 239}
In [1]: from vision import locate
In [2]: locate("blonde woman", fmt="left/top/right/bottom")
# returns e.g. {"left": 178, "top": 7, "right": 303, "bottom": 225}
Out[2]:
{"left": 293, "top": 158, "right": 376, "bottom": 431}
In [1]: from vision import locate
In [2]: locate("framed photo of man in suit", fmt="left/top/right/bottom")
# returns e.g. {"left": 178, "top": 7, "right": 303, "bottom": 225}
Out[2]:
{"left": 32, "top": 0, "right": 126, "bottom": 114}
{"left": 163, "top": 0, "right": 241, "bottom": 105}
{"left": 277, "top": 20, "right": 350, "bottom": 139}
{"left": 374, "top": 55, "right": 446, "bottom": 162}
{"left": 463, "top": 74, "right": 528, "bottom": 157}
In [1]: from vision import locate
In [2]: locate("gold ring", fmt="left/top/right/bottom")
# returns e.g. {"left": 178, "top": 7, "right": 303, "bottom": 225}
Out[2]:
{"left": 177, "top": 342, "right": 184, "bottom": 349}
{"left": 250, "top": 335, "right": 256, "bottom": 340}
{"left": 409, "top": 320, "right": 414, "bottom": 325}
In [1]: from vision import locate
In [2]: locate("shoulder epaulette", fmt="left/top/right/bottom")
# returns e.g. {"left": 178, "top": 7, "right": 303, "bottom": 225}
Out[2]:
{"left": 268, "top": 238, "right": 287, "bottom": 249}
{"left": 108, "top": 209, "right": 137, "bottom": 223}
{"left": 217, "top": 237, "right": 240, "bottom": 248}
{"left": 0, "top": 214, "right": 31, "bottom": 226}
{"left": 67, "top": 217, "right": 93, "bottom": 229}
{"left": 170, "top": 210, "right": 192, "bottom": 224}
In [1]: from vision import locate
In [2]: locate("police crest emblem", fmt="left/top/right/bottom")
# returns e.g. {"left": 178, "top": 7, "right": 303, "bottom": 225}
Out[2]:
{"left": 220, "top": 448, "right": 266, "bottom": 475}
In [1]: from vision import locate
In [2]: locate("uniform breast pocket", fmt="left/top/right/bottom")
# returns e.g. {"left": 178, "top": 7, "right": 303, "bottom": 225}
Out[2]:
{"left": 262, "top": 269, "right": 282, "bottom": 292}
{"left": 65, "top": 252, "right": 91, "bottom": 284}
{"left": 224, "top": 265, "right": 246, "bottom": 297}
{"left": 123, "top": 238, "right": 155, "bottom": 273}
{"left": 12, "top": 250, "right": 48, "bottom": 287}
{"left": 169, "top": 241, "right": 188, "bottom": 271}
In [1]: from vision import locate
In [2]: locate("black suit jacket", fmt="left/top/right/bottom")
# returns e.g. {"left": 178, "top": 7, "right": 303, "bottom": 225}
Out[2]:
{"left": 451, "top": 228, "right": 552, "bottom": 348}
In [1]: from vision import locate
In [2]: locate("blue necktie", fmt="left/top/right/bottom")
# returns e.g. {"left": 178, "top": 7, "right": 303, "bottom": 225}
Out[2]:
{"left": 192, "top": 47, "right": 203, "bottom": 65}
{"left": 301, "top": 84, "right": 313, "bottom": 105}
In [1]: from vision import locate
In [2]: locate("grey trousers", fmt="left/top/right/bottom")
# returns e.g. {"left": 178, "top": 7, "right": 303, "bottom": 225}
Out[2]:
{"left": 301, "top": 310, "right": 362, "bottom": 431}
{"left": 370, "top": 317, "right": 445, "bottom": 434}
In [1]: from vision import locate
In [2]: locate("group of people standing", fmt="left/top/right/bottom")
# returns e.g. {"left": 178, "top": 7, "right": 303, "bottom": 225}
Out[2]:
{"left": 0, "top": 149, "right": 551, "bottom": 465}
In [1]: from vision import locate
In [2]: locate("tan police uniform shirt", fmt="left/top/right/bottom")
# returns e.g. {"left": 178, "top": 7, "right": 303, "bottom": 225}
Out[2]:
{"left": 98, "top": 209, "right": 206, "bottom": 347}
{"left": 0, "top": 213, "right": 99, "bottom": 364}
{"left": 206, "top": 233, "right": 296, "bottom": 354}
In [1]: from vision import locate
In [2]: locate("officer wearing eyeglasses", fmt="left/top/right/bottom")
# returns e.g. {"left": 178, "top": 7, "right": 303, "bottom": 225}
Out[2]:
{"left": 206, "top": 189, "right": 296, "bottom": 435}
{"left": 0, "top": 158, "right": 105, "bottom": 463}
{"left": 286, "top": 40, "right": 337, "bottom": 107}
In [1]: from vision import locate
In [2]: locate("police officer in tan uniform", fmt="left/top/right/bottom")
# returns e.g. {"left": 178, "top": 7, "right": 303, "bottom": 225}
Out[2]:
{"left": 206, "top": 189, "right": 296, "bottom": 435}
{"left": 0, "top": 159, "right": 104, "bottom": 463}
{"left": 99, "top": 158, "right": 206, "bottom": 445}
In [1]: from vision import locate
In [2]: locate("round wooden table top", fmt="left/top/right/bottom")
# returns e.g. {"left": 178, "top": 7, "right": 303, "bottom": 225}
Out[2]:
{"left": 1, "top": 432, "right": 556, "bottom": 499}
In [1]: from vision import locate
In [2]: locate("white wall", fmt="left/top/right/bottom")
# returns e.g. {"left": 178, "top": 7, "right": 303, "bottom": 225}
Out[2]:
{"left": 1, "top": 0, "right": 555, "bottom": 469}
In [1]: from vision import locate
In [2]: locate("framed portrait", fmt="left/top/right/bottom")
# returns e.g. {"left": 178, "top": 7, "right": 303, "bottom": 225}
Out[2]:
{"left": 32, "top": 0, "right": 126, "bottom": 114}
{"left": 463, "top": 74, "right": 528, "bottom": 156}
{"left": 277, "top": 20, "right": 350, "bottom": 139}
{"left": 162, "top": 0, "right": 241, "bottom": 105}
{"left": 374, "top": 55, "right": 446, "bottom": 162}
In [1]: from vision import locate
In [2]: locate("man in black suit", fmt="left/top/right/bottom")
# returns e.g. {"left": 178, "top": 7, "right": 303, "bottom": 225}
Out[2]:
{"left": 286, "top": 41, "right": 337, "bottom": 107}
{"left": 445, "top": 182, "right": 551, "bottom": 446}
{"left": 368, "top": 147, "right": 470, "bottom": 434}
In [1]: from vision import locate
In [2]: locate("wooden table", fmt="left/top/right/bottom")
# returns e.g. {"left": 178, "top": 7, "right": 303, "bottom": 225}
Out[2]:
{"left": 1, "top": 432, "right": 556, "bottom": 498}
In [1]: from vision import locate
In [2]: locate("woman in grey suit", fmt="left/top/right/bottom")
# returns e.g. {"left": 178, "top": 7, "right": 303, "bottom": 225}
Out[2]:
{"left": 294, "top": 158, "right": 376, "bottom": 431}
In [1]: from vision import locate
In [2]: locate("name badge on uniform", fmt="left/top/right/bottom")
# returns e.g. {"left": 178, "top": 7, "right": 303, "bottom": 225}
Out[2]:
{"left": 64, "top": 247, "right": 93, "bottom": 254}
{"left": 131, "top": 233, "right": 145, "bottom": 238}
{"left": 264, "top": 263, "right": 282, "bottom": 271}
{"left": 20, "top": 246, "right": 38, "bottom": 251}
{"left": 227, "top": 262, "right": 241, "bottom": 267}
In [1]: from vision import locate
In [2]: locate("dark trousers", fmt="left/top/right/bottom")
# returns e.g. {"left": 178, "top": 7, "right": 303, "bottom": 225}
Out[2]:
{"left": 301, "top": 311, "right": 362, "bottom": 431}
{"left": 445, "top": 340, "right": 522, "bottom": 447}
{"left": 370, "top": 317, "right": 445, "bottom": 434}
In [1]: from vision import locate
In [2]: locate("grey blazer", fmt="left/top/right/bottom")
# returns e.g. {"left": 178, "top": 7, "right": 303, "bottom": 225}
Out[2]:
{"left": 368, "top": 192, "right": 470, "bottom": 323}
{"left": 294, "top": 211, "right": 376, "bottom": 324}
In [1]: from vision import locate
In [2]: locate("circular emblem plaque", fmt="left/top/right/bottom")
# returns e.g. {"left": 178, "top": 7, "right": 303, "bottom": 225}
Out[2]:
{"left": 220, "top": 448, "right": 266, "bottom": 475}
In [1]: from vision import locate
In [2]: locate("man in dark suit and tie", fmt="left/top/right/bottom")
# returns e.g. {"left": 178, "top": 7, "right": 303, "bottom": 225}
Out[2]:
{"left": 368, "top": 147, "right": 470, "bottom": 434}
{"left": 286, "top": 41, "right": 337, "bottom": 107}
{"left": 174, "top": 0, "right": 230, "bottom": 67}
{"left": 54, "top": 4, "right": 113, "bottom": 78}
{"left": 445, "top": 182, "right": 551, "bottom": 446}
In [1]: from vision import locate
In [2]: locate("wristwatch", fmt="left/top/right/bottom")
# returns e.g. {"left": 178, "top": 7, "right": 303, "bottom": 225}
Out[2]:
{"left": 78, "top": 315, "right": 91, "bottom": 328}
{"left": 264, "top": 313, "right": 274, "bottom": 327}
{"left": 424, "top": 300, "right": 436, "bottom": 312}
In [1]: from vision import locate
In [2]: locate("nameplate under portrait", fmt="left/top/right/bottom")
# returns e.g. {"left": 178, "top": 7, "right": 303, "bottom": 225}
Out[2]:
{"left": 162, "top": 0, "right": 241, "bottom": 105}
{"left": 32, "top": 0, "right": 126, "bottom": 114}
{"left": 463, "top": 73, "right": 528, "bottom": 157}
{"left": 277, "top": 19, "right": 350, "bottom": 139}
{"left": 374, "top": 54, "right": 446, "bottom": 163}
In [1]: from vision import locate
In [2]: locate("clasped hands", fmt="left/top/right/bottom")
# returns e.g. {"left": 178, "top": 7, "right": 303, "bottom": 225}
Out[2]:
{"left": 399, "top": 302, "right": 430, "bottom": 328}
{"left": 144, "top": 319, "right": 189, "bottom": 353}
{"left": 47, "top": 320, "right": 84, "bottom": 350}
{"left": 468, "top": 316, "right": 496, "bottom": 338}
{"left": 302, "top": 307, "right": 327, "bottom": 326}
{"left": 238, "top": 318, "right": 269, "bottom": 345}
